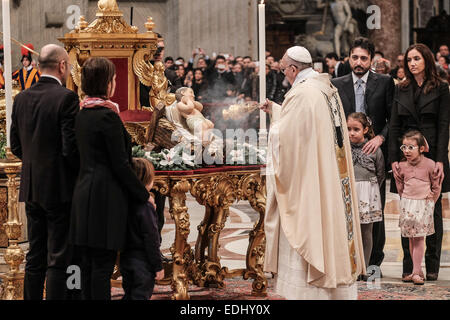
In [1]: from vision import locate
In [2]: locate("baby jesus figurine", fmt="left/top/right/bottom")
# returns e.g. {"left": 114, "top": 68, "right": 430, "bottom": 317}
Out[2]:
{"left": 175, "top": 87, "right": 214, "bottom": 143}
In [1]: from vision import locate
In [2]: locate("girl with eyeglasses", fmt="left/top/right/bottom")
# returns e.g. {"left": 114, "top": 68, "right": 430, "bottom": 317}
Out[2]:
{"left": 394, "top": 130, "right": 442, "bottom": 285}
{"left": 347, "top": 112, "right": 385, "bottom": 280}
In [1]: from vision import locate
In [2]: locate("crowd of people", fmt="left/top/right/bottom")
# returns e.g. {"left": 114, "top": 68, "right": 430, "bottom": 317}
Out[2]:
{"left": 161, "top": 48, "right": 288, "bottom": 105}
{"left": 157, "top": 43, "right": 450, "bottom": 108}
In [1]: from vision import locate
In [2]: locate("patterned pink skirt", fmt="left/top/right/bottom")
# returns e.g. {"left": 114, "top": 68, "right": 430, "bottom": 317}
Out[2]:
{"left": 399, "top": 198, "right": 435, "bottom": 238}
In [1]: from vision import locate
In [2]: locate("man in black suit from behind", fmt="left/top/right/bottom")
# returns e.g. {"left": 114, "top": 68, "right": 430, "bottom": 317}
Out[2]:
{"left": 332, "top": 37, "right": 395, "bottom": 273}
{"left": 325, "top": 52, "right": 351, "bottom": 78}
{"left": 10, "top": 44, "right": 79, "bottom": 300}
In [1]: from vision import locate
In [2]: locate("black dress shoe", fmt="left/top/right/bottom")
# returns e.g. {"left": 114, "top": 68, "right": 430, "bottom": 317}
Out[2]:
{"left": 426, "top": 273, "right": 438, "bottom": 281}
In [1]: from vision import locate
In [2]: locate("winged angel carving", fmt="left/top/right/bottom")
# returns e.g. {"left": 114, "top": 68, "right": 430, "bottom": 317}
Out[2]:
{"left": 68, "top": 48, "right": 83, "bottom": 97}
{"left": 133, "top": 49, "right": 154, "bottom": 88}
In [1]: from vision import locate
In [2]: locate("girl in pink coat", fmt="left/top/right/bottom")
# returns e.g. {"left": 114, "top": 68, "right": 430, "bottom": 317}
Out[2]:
{"left": 395, "top": 130, "right": 442, "bottom": 285}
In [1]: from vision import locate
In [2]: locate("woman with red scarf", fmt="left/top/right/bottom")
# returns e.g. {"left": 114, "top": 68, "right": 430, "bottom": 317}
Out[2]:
{"left": 69, "top": 57, "right": 151, "bottom": 300}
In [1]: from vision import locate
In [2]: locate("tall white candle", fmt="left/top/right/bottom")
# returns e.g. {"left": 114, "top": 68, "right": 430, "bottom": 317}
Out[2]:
{"left": 2, "top": 0, "right": 13, "bottom": 148}
{"left": 258, "top": 0, "right": 267, "bottom": 141}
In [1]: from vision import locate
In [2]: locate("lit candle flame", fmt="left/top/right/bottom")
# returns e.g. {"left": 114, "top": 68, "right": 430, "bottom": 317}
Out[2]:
{"left": 260, "top": 0, "right": 264, "bottom": 4}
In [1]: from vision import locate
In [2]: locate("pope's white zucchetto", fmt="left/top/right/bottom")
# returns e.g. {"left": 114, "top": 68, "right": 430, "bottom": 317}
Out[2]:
{"left": 286, "top": 46, "right": 312, "bottom": 64}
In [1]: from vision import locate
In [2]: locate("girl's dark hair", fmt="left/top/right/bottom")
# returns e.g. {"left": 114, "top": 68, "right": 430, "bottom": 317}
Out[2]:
{"left": 401, "top": 130, "right": 427, "bottom": 151}
{"left": 132, "top": 158, "right": 155, "bottom": 187}
{"left": 347, "top": 112, "right": 375, "bottom": 139}
{"left": 400, "top": 43, "right": 442, "bottom": 94}
{"left": 81, "top": 57, "right": 116, "bottom": 98}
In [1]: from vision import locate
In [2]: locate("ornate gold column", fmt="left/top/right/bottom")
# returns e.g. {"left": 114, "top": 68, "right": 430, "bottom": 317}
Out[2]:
{"left": 168, "top": 179, "right": 192, "bottom": 300}
{"left": 240, "top": 173, "right": 267, "bottom": 297}
{"left": 0, "top": 150, "right": 23, "bottom": 300}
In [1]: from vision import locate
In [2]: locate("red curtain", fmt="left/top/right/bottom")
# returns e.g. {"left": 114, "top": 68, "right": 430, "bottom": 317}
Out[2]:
{"left": 109, "top": 58, "right": 129, "bottom": 112}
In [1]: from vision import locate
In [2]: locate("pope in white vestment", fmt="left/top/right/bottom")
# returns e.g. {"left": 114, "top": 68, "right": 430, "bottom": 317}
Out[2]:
{"left": 262, "top": 46, "right": 365, "bottom": 300}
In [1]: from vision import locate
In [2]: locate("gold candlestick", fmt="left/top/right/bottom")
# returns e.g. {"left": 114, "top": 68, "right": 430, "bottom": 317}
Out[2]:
{"left": 0, "top": 148, "right": 24, "bottom": 300}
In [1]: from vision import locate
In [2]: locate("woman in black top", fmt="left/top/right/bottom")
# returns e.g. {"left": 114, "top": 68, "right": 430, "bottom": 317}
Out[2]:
{"left": 70, "top": 57, "right": 150, "bottom": 300}
{"left": 192, "top": 68, "right": 208, "bottom": 102}
{"left": 389, "top": 43, "right": 449, "bottom": 282}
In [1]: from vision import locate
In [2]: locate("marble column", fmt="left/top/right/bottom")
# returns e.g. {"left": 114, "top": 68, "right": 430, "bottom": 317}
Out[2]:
{"left": 369, "top": 0, "right": 402, "bottom": 64}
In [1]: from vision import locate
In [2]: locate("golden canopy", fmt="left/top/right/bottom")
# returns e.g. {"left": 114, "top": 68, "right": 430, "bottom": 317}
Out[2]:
{"left": 58, "top": 0, "right": 158, "bottom": 112}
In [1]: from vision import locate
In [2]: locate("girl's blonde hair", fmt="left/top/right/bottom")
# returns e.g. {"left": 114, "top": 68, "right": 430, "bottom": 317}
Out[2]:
{"left": 347, "top": 112, "right": 375, "bottom": 140}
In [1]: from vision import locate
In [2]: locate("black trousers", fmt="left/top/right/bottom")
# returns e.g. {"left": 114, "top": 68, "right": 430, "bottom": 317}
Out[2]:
{"left": 24, "top": 202, "right": 71, "bottom": 300}
{"left": 369, "top": 180, "right": 386, "bottom": 267}
{"left": 120, "top": 253, "right": 155, "bottom": 300}
{"left": 79, "top": 246, "right": 117, "bottom": 300}
{"left": 401, "top": 195, "right": 443, "bottom": 275}
{"left": 153, "top": 191, "right": 166, "bottom": 242}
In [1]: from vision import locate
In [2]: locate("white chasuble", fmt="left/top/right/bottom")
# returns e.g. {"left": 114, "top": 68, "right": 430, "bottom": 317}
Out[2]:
{"left": 264, "top": 73, "right": 365, "bottom": 294}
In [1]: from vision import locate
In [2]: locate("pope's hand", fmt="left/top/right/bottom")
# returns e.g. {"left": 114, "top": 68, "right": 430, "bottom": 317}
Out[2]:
{"left": 259, "top": 99, "right": 273, "bottom": 114}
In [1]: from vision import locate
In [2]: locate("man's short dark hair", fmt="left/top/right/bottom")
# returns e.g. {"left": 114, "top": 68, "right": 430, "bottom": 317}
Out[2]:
{"left": 375, "top": 50, "right": 384, "bottom": 57}
{"left": 325, "top": 52, "right": 339, "bottom": 61}
{"left": 81, "top": 57, "right": 116, "bottom": 98}
{"left": 176, "top": 57, "right": 184, "bottom": 61}
{"left": 164, "top": 57, "right": 174, "bottom": 63}
{"left": 215, "top": 55, "right": 226, "bottom": 62}
{"left": 349, "top": 37, "right": 375, "bottom": 59}
{"left": 243, "top": 56, "right": 252, "bottom": 60}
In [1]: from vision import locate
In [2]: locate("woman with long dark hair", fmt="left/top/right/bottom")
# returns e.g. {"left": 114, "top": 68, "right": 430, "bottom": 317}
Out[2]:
{"left": 70, "top": 57, "right": 150, "bottom": 300}
{"left": 389, "top": 43, "right": 449, "bottom": 283}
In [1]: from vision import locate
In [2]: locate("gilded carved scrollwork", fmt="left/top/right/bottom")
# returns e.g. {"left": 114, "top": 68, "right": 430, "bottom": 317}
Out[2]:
{"left": 240, "top": 174, "right": 268, "bottom": 297}
{"left": 168, "top": 179, "right": 191, "bottom": 300}
{"left": 68, "top": 48, "right": 82, "bottom": 88}
{"left": 134, "top": 170, "right": 267, "bottom": 299}
{"left": 82, "top": 16, "right": 138, "bottom": 34}
{"left": 190, "top": 175, "right": 237, "bottom": 288}
{"left": 0, "top": 187, "right": 8, "bottom": 247}
{"left": 0, "top": 160, "right": 25, "bottom": 300}
{"left": 153, "top": 178, "right": 170, "bottom": 196}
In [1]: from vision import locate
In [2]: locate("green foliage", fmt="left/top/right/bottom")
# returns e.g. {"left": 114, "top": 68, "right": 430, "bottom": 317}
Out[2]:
{"left": 132, "top": 145, "right": 200, "bottom": 171}
{"left": 0, "top": 133, "right": 6, "bottom": 159}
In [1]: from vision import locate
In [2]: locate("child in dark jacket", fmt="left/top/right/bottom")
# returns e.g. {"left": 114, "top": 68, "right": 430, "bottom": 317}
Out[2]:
{"left": 120, "top": 158, "right": 164, "bottom": 300}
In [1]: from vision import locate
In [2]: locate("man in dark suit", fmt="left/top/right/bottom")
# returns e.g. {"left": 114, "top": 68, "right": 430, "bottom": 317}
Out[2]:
{"left": 332, "top": 38, "right": 395, "bottom": 273}
{"left": 325, "top": 52, "right": 351, "bottom": 78}
{"left": 10, "top": 44, "right": 79, "bottom": 300}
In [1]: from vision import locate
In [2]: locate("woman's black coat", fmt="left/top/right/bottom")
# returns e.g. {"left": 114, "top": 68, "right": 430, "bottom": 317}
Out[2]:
{"left": 70, "top": 107, "right": 150, "bottom": 251}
